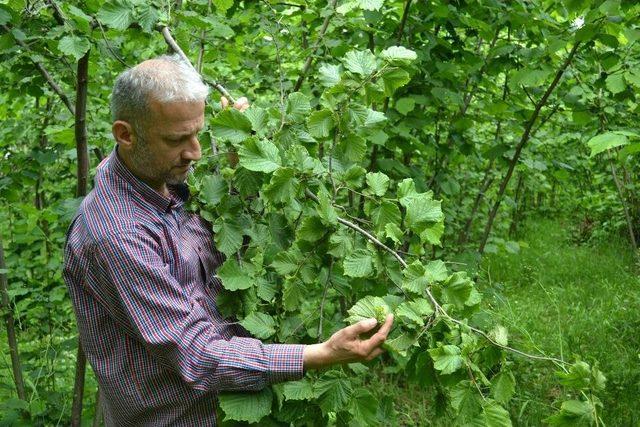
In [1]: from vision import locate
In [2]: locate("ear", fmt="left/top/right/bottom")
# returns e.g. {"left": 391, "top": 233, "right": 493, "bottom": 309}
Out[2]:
{"left": 112, "top": 120, "right": 135, "bottom": 148}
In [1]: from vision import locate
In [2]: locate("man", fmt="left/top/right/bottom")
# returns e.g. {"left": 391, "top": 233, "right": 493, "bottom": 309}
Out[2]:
{"left": 63, "top": 54, "right": 393, "bottom": 426}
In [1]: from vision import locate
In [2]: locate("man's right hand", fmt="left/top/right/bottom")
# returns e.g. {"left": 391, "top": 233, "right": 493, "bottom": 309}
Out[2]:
{"left": 303, "top": 314, "right": 394, "bottom": 370}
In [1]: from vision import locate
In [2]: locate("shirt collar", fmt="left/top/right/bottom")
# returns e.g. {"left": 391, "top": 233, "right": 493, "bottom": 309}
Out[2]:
{"left": 108, "top": 146, "right": 189, "bottom": 213}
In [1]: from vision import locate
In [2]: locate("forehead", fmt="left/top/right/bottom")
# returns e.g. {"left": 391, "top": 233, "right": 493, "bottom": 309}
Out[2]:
{"left": 148, "top": 99, "right": 205, "bottom": 134}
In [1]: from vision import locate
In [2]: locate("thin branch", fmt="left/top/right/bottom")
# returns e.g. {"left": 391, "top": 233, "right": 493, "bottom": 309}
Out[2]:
{"left": 293, "top": 0, "right": 338, "bottom": 92}
{"left": 45, "top": 0, "right": 65, "bottom": 26}
{"left": 304, "top": 188, "right": 568, "bottom": 367}
{"left": 97, "top": 20, "right": 129, "bottom": 67}
{"left": 159, "top": 25, "right": 235, "bottom": 103}
{"left": 3, "top": 24, "right": 75, "bottom": 114}
{"left": 317, "top": 260, "right": 333, "bottom": 342}
{"left": 522, "top": 85, "right": 536, "bottom": 106}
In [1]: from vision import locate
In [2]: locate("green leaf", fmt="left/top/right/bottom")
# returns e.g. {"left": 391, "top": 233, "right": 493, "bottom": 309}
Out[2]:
{"left": 219, "top": 388, "right": 272, "bottom": 424}
{"left": 349, "top": 388, "right": 378, "bottom": 425}
{"left": 263, "top": 167, "right": 299, "bottom": 203}
{"left": 286, "top": 92, "right": 311, "bottom": 123}
{"left": 319, "top": 63, "right": 341, "bottom": 87}
{"left": 402, "top": 193, "right": 443, "bottom": 230}
{"left": 314, "top": 371, "right": 353, "bottom": 415}
{"left": 271, "top": 248, "right": 302, "bottom": 275}
{"left": 240, "top": 312, "right": 276, "bottom": 339}
{"left": 381, "top": 68, "right": 411, "bottom": 96}
{"left": 58, "top": 36, "right": 90, "bottom": 61}
{"left": 136, "top": 3, "right": 159, "bottom": 32}
{"left": 556, "top": 361, "right": 592, "bottom": 390}
{"left": 338, "top": 133, "right": 367, "bottom": 162}
{"left": 371, "top": 201, "right": 401, "bottom": 234}
{"left": 212, "top": 0, "right": 234, "bottom": 12}
{"left": 211, "top": 109, "right": 253, "bottom": 143}
{"left": 97, "top": 0, "right": 134, "bottom": 30}
{"left": 605, "top": 73, "right": 625, "bottom": 94}
{"left": 317, "top": 190, "right": 338, "bottom": 226}
{"left": 282, "top": 278, "right": 305, "bottom": 311}
{"left": 480, "top": 401, "right": 513, "bottom": 427}
{"left": 244, "top": 107, "right": 268, "bottom": 133}
{"left": 217, "top": 258, "right": 253, "bottom": 291}
{"left": 428, "top": 345, "right": 464, "bottom": 375}
{"left": 358, "top": 0, "right": 383, "bottom": 11}
{"left": 586, "top": 132, "right": 629, "bottom": 157}
{"left": 545, "top": 400, "right": 594, "bottom": 426}
{"left": 491, "top": 371, "right": 516, "bottom": 405}
{"left": 395, "top": 97, "right": 415, "bottom": 115}
{"left": 200, "top": 175, "right": 226, "bottom": 206}
{"left": 450, "top": 381, "right": 482, "bottom": 419}
{"left": 442, "top": 272, "right": 473, "bottom": 307}
{"left": 345, "top": 295, "right": 389, "bottom": 324}
{"left": 395, "top": 298, "right": 434, "bottom": 326}
{"left": 366, "top": 172, "right": 390, "bottom": 196}
{"left": 402, "top": 261, "right": 429, "bottom": 294}
{"left": 307, "top": 109, "right": 335, "bottom": 138}
{"left": 384, "top": 223, "right": 404, "bottom": 243}
{"left": 344, "top": 50, "right": 377, "bottom": 76}
{"left": 364, "top": 109, "right": 386, "bottom": 127}
{"left": 283, "top": 379, "right": 314, "bottom": 401}
{"left": 0, "top": 7, "right": 11, "bottom": 25}
{"left": 238, "top": 139, "right": 281, "bottom": 173}
{"left": 381, "top": 46, "right": 417, "bottom": 62}
{"left": 213, "top": 219, "right": 243, "bottom": 256}
{"left": 425, "top": 260, "right": 448, "bottom": 282}
{"left": 488, "top": 325, "right": 509, "bottom": 346}
{"left": 297, "top": 216, "right": 326, "bottom": 242}
{"left": 343, "top": 249, "right": 374, "bottom": 278}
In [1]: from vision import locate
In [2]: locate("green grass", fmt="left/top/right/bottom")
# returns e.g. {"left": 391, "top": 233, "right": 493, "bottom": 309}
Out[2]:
{"left": 478, "top": 218, "right": 640, "bottom": 425}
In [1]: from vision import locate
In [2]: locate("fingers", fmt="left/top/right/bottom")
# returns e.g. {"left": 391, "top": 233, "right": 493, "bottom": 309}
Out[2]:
{"left": 346, "top": 318, "right": 378, "bottom": 337}
{"left": 234, "top": 96, "right": 250, "bottom": 112}
{"left": 220, "top": 96, "right": 250, "bottom": 112}
{"left": 360, "top": 314, "right": 394, "bottom": 354}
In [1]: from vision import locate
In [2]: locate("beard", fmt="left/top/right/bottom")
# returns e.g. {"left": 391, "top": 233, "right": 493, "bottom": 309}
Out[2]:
{"left": 131, "top": 131, "right": 190, "bottom": 187}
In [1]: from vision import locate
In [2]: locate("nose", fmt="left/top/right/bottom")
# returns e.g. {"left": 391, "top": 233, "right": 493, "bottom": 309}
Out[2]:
{"left": 183, "top": 135, "right": 202, "bottom": 162}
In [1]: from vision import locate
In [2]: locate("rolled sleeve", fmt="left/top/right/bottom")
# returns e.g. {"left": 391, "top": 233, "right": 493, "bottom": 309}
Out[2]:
{"left": 90, "top": 229, "right": 304, "bottom": 392}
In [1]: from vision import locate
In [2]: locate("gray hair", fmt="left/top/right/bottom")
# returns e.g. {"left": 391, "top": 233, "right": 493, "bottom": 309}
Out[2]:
{"left": 110, "top": 54, "right": 209, "bottom": 133}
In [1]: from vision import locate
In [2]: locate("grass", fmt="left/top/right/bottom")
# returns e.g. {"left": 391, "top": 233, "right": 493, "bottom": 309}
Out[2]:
{"left": 478, "top": 217, "right": 640, "bottom": 425}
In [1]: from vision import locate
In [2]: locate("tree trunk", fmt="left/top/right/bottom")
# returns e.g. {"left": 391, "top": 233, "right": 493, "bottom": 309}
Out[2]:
{"left": 478, "top": 41, "right": 581, "bottom": 254}
{"left": 0, "top": 236, "right": 27, "bottom": 401}
{"left": 71, "top": 50, "right": 90, "bottom": 427}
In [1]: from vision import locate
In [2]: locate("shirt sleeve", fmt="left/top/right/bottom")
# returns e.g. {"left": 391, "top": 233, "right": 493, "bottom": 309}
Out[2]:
{"left": 90, "top": 229, "right": 304, "bottom": 392}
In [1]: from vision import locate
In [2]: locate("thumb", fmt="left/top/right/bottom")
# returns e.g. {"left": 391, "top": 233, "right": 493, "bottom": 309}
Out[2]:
{"left": 220, "top": 96, "right": 229, "bottom": 109}
{"left": 347, "top": 318, "right": 378, "bottom": 337}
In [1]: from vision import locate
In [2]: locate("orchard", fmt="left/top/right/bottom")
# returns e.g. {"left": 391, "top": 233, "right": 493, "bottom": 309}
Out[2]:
{"left": 0, "top": 0, "right": 639, "bottom": 425}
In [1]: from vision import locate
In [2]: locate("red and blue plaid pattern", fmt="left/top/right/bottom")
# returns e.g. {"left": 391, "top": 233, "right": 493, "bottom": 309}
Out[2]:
{"left": 63, "top": 148, "right": 304, "bottom": 426}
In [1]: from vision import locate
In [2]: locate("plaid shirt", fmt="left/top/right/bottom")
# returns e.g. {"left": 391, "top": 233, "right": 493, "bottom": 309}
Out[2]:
{"left": 63, "top": 148, "right": 304, "bottom": 426}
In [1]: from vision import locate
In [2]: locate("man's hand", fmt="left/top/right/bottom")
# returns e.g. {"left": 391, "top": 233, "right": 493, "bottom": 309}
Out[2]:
{"left": 220, "top": 96, "right": 250, "bottom": 112}
{"left": 303, "top": 314, "right": 394, "bottom": 370}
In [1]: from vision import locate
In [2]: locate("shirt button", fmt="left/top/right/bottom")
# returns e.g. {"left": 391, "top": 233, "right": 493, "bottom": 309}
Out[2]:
{"left": 197, "top": 246, "right": 202, "bottom": 252}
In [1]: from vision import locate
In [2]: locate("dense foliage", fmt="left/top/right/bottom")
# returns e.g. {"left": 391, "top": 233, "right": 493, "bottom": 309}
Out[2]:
{"left": 1, "top": 0, "right": 639, "bottom": 425}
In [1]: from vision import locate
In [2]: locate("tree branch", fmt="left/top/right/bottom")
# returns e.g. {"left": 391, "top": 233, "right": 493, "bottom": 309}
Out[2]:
{"left": 3, "top": 24, "right": 75, "bottom": 115}
{"left": 304, "top": 188, "right": 567, "bottom": 367}
{"left": 293, "top": 0, "right": 338, "bottom": 92}
{"left": 159, "top": 25, "right": 236, "bottom": 103}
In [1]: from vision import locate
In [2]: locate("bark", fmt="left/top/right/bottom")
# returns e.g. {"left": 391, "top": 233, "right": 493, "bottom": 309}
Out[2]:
{"left": 92, "top": 388, "right": 103, "bottom": 427}
{"left": 0, "top": 237, "right": 27, "bottom": 401}
{"left": 71, "top": 50, "right": 90, "bottom": 427}
{"left": 478, "top": 41, "right": 581, "bottom": 254}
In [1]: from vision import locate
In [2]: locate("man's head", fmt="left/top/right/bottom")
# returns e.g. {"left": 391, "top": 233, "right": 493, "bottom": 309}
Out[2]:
{"left": 111, "top": 54, "right": 208, "bottom": 194}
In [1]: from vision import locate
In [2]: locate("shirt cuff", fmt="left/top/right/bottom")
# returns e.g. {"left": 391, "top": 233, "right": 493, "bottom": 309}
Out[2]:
{"left": 264, "top": 344, "right": 305, "bottom": 384}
